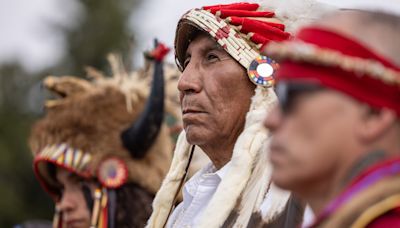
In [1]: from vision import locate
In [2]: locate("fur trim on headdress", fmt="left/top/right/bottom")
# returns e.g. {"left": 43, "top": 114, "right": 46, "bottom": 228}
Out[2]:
{"left": 147, "top": 1, "right": 337, "bottom": 227}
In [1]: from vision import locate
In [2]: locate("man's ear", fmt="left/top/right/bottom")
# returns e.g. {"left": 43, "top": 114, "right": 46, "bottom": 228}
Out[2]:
{"left": 357, "top": 107, "right": 397, "bottom": 142}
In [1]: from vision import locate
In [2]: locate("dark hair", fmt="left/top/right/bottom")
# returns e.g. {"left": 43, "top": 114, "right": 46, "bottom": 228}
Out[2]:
{"left": 115, "top": 182, "right": 154, "bottom": 228}
{"left": 47, "top": 164, "right": 154, "bottom": 227}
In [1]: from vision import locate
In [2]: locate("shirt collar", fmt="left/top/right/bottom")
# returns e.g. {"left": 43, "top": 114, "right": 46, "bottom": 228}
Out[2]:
{"left": 215, "top": 161, "right": 231, "bottom": 179}
{"left": 184, "top": 161, "right": 231, "bottom": 198}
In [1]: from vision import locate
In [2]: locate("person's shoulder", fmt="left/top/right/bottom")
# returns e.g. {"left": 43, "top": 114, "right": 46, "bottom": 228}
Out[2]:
{"left": 367, "top": 207, "right": 400, "bottom": 228}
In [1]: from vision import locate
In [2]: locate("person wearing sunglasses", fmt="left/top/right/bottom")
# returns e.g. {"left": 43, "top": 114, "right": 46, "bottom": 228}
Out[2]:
{"left": 264, "top": 9, "right": 400, "bottom": 227}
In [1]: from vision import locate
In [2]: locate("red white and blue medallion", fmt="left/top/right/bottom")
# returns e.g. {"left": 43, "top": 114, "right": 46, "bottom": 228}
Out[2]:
{"left": 247, "top": 56, "right": 278, "bottom": 87}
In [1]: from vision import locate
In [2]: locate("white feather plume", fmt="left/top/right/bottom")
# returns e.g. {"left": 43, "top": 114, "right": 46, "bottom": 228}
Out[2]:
{"left": 256, "top": 0, "right": 338, "bottom": 33}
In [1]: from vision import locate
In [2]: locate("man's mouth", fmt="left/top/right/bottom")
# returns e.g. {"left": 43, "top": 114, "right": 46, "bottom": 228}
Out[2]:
{"left": 182, "top": 108, "right": 205, "bottom": 115}
{"left": 269, "top": 141, "right": 287, "bottom": 164}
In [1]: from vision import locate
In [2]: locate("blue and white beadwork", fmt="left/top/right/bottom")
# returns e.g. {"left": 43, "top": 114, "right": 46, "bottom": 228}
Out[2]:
{"left": 247, "top": 56, "right": 278, "bottom": 87}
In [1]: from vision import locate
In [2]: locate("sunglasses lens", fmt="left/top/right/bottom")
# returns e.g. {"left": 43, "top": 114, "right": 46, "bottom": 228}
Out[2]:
{"left": 275, "top": 82, "right": 323, "bottom": 114}
{"left": 276, "top": 83, "right": 289, "bottom": 113}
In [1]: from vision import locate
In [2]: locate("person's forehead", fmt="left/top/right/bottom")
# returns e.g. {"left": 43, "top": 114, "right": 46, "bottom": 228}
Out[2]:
{"left": 186, "top": 33, "right": 224, "bottom": 55}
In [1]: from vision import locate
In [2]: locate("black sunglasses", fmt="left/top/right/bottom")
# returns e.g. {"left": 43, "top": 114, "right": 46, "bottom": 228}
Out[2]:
{"left": 275, "top": 82, "right": 325, "bottom": 114}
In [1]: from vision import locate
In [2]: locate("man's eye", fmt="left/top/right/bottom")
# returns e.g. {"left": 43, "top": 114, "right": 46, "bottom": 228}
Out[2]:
{"left": 206, "top": 53, "right": 219, "bottom": 62}
{"left": 169, "top": 75, "right": 180, "bottom": 81}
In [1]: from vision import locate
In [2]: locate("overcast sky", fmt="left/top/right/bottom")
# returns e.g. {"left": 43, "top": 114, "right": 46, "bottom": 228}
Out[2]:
{"left": 1, "top": 0, "right": 400, "bottom": 73}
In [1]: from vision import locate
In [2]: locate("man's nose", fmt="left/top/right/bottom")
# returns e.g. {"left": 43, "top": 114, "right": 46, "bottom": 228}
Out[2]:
{"left": 177, "top": 60, "right": 202, "bottom": 95}
{"left": 263, "top": 104, "right": 283, "bottom": 133}
{"left": 57, "top": 190, "right": 75, "bottom": 212}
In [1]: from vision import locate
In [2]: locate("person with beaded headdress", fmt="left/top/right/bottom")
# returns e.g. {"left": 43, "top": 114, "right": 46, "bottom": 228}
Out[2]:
{"left": 263, "top": 9, "right": 400, "bottom": 228}
{"left": 146, "top": 1, "right": 335, "bottom": 227}
{"left": 29, "top": 43, "right": 173, "bottom": 228}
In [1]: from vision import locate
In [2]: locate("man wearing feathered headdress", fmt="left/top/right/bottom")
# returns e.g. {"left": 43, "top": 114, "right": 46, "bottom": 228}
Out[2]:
{"left": 147, "top": 1, "right": 335, "bottom": 227}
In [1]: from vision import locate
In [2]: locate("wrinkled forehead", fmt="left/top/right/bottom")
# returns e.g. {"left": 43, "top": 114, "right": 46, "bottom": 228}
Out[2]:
{"left": 185, "top": 33, "right": 225, "bottom": 56}
{"left": 176, "top": 23, "right": 242, "bottom": 73}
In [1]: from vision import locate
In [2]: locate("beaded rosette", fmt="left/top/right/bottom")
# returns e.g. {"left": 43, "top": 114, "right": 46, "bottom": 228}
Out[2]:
{"left": 97, "top": 157, "right": 128, "bottom": 188}
{"left": 248, "top": 55, "right": 278, "bottom": 87}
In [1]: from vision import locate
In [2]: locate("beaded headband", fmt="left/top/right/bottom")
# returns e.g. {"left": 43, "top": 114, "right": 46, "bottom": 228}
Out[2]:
{"left": 265, "top": 26, "right": 400, "bottom": 115}
{"left": 34, "top": 143, "right": 129, "bottom": 196}
{"left": 175, "top": 2, "right": 290, "bottom": 87}
{"left": 267, "top": 40, "right": 400, "bottom": 86}
{"left": 182, "top": 9, "right": 259, "bottom": 69}
{"left": 34, "top": 144, "right": 93, "bottom": 195}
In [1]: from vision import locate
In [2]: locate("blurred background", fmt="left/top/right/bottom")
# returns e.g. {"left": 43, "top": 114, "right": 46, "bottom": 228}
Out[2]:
{"left": 0, "top": 0, "right": 399, "bottom": 226}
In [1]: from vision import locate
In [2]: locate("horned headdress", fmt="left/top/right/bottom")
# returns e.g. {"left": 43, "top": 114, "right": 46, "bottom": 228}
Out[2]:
{"left": 30, "top": 42, "right": 173, "bottom": 228}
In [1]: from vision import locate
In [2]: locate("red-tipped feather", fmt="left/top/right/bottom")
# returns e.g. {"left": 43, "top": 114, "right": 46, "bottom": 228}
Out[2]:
{"left": 250, "top": 33, "right": 271, "bottom": 45}
{"left": 241, "top": 19, "right": 290, "bottom": 41}
{"left": 212, "top": 9, "right": 274, "bottom": 18}
{"left": 229, "top": 17, "right": 285, "bottom": 30}
{"left": 203, "top": 3, "right": 259, "bottom": 11}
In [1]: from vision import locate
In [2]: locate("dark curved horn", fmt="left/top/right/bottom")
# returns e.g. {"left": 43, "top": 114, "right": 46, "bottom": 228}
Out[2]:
{"left": 121, "top": 40, "right": 165, "bottom": 158}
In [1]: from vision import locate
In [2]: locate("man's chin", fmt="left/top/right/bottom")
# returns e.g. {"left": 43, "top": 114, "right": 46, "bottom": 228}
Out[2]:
{"left": 271, "top": 172, "right": 296, "bottom": 191}
{"left": 185, "top": 129, "right": 206, "bottom": 146}
{"left": 185, "top": 133, "right": 201, "bottom": 145}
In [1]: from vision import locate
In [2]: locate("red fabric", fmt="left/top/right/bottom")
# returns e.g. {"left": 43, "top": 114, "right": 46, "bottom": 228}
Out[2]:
{"left": 350, "top": 158, "right": 400, "bottom": 188}
{"left": 203, "top": 3, "right": 259, "bottom": 11}
{"left": 211, "top": 9, "right": 274, "bottom": 18}
{"left": 273, "top": 26, "right": 400, "bottom": 116}
{"left": 367, "top": 208, "right": 400, "bottom": 228}
{"left": 241, "top": 18, "right": 290, "bottom": 41}
{"left": 200, "top": 2, "right": 287, "bottom": 48}
{"left": 297, "top": 27, "right": 400, "bottom": 71}
{"left": 309, "top": 158, "right": 400, "bottom": 227}
{"left": 149, "top": 43, "right": 170, "bottom": 61}
{"left": 250, "top": 33, "right": 270, "bottom": 45}
{"left": 229, "top": 16, "right": 285, "bottom": 30}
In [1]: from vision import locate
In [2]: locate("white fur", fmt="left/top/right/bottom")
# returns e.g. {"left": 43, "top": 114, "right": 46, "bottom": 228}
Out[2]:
{"left": 146, "top": 132, "right": 191, "bottom": 228}
{"left": 258, "top": 0, "right": 337, "bottom": 33}
{"left": 147, "top": 86, "right": 289, "bottom": 228}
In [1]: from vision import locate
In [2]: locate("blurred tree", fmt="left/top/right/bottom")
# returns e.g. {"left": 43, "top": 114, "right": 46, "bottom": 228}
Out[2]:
{"left": 0, "top": 0, "right": 140, "bottom": 226}
{"left": 0, "top": 64, "right": 53, "bottom": 226}
{"left": 55, "top": 0, "right": 137, "bottom": 76}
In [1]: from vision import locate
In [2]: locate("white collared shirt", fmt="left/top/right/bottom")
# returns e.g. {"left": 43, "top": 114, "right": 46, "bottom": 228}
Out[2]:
{"left": 166, "top": 162, "right": 230, "bottom": 228}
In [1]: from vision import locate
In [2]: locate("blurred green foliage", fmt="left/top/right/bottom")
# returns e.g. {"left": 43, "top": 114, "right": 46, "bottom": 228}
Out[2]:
{"left": 0, "top": 0, "right": 139, "bottom": 226}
